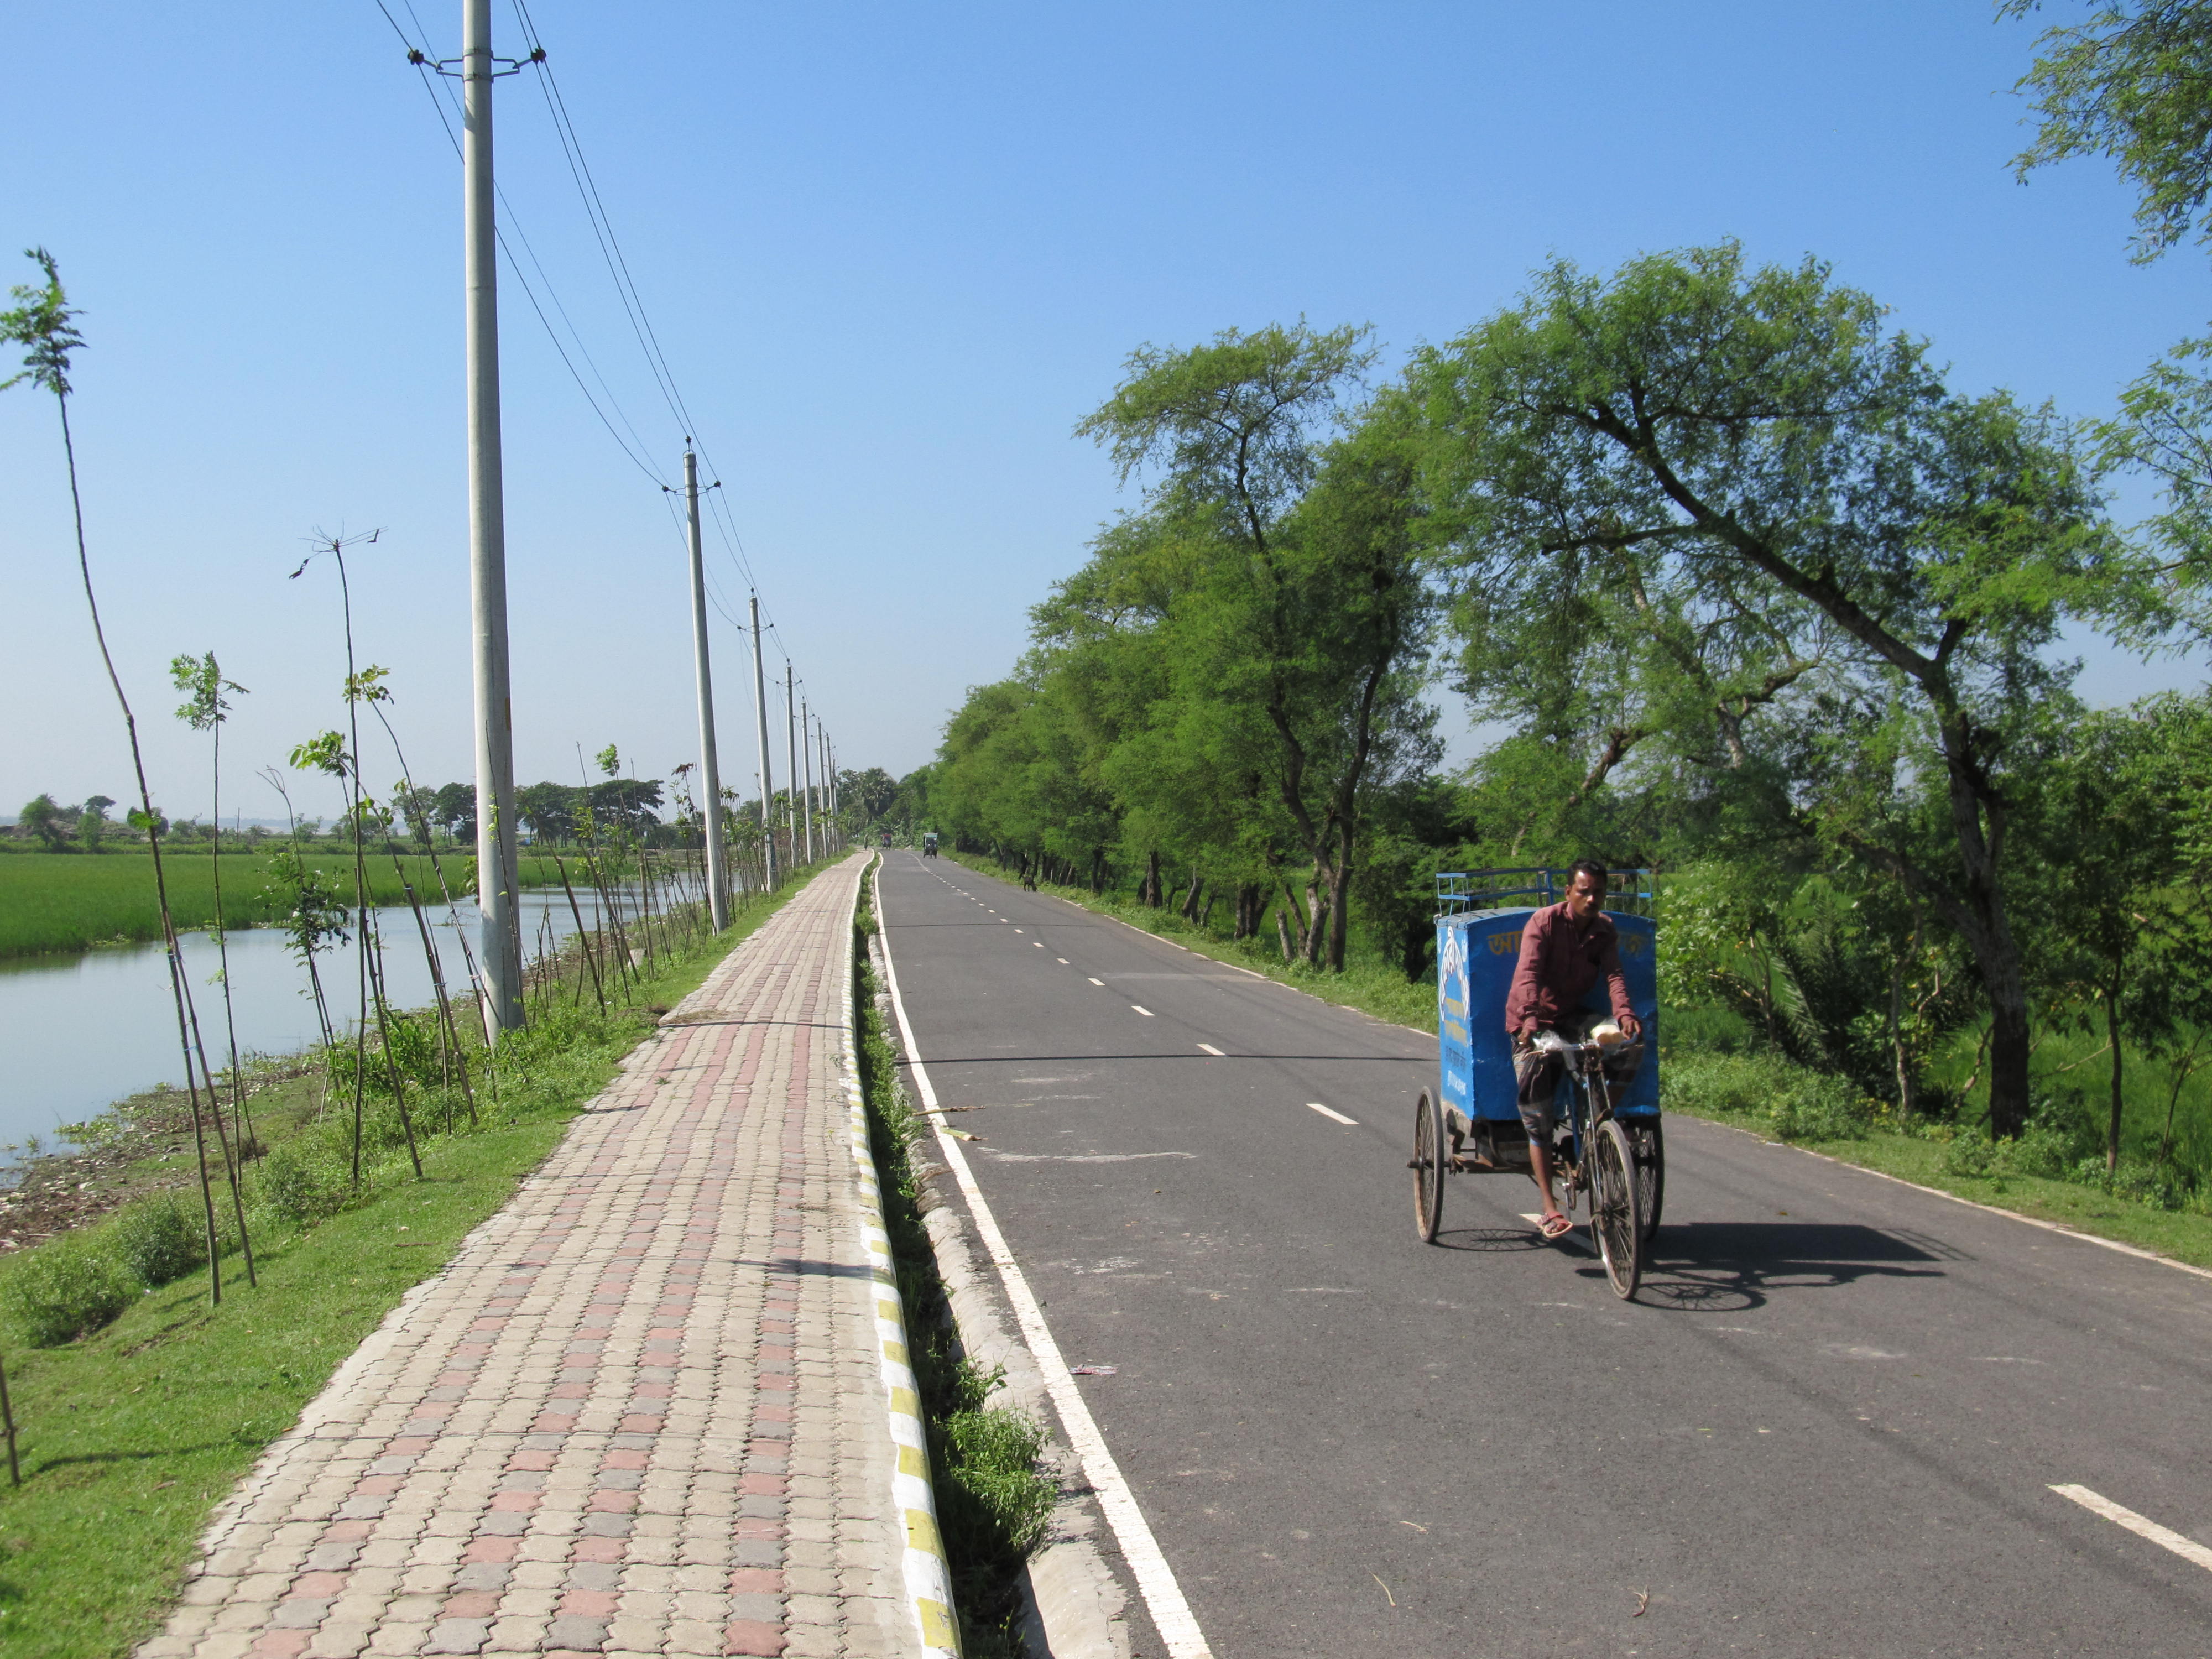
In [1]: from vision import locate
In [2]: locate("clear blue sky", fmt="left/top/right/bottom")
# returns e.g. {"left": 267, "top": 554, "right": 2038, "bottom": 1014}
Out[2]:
{"left": 2, "top": 1, "right": 2202, "bottom": 822}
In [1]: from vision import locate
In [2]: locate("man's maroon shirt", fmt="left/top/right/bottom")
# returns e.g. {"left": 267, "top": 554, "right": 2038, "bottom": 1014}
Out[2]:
{"left": 1504, "top": 900, "right": 1635, "bottom": 1036}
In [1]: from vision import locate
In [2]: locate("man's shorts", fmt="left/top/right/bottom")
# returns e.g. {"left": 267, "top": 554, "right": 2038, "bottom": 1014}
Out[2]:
{"left": 1512, "top": 1009, "right": 1640, "bottom": 1146}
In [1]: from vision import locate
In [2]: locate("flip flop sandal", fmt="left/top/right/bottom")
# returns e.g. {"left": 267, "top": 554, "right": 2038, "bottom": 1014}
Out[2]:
{"left": 1538, "top": 1213, "right": 1574, "bottom": 1240}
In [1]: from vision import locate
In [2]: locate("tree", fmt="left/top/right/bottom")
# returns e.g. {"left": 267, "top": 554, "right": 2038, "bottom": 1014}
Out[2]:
{"left": 517, "top": 781, "right": 581, "bottom": 844}
{"left": 2008, "top": 3, "right": 2212, "bottom": 611}
{"left": 432, "top": 782, "right": 477, "bottom": 843}
{"left": 2006, "top": 1, "right": 2212, "bottom": 263}
{"left": 77, "top": 793, "right": 113, "bottom": 853}
{"left": 587, "top": 778, "right": 663, "bottom": 839}
{"left": 841, "top": 767, "right": 898, "bottom": 826}
{"left": 19, "top": 793, "right": 66, "bottom": 851}
{"left": 173, "top": 650, "right": 254, "bottom": 1160}
{"left": 1075, "top": 322, "right": 1437, "bottom": 968}
{"left": 2034, "top": 702, "right": 2198, "bottom": 1172}
{"left": 390, "top": 781, "right": 439, "bottom": 852}
{"left": 4, "top": 247, "right": 244, "bottom": 1300}
{"left": 1406, "top": 245, "right": 2149, "bottom": 1136}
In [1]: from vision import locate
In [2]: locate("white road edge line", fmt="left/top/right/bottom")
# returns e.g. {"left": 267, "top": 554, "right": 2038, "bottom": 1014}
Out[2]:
{"left": 873, "top": 861, "right": 1215, "bottom": 1659}
{"left": 1307, "top": 1102, "right": 1358, "bottom": 1126}
{"left": 2051, "top": 1484, "right": 2212, "bottom": 1573}
{"left": 1131, "top": 1005, "right": 1155, "bottom": 1017}
{"left": 1197, "top": 1043, "right": 1225, "bottom": 1057}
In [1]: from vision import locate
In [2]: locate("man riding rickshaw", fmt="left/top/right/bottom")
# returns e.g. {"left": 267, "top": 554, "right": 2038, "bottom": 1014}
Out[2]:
{"left": 1507, "top": 859, "right": 1642, "bottom": 1239}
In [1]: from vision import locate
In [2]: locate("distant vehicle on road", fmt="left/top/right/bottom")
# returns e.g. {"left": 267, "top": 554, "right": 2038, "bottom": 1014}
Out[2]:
{"left": 879, "top": 831, "right": 893, "bottom": 848}
{"left": 1411, "top": 867, "right": 1661, "bottom": 1300}
{"left": 922, "top": 832, "right": 938, "bottom": 858}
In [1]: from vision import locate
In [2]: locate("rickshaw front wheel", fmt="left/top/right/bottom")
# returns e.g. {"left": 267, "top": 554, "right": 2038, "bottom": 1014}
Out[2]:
{"left": 1590, "top": 1119, "right": 1644, "bottom": 1300}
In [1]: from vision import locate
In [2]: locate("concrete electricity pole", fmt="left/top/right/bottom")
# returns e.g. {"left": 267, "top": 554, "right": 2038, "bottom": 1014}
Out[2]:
{"left": 749, "top": 593, "right": 776, "bottom": 889}
{"left": 800, "top": 695, "right": 816, "bottom": 864}
{"left": 784, "top": 662, "right": 800, "bottom": 866}
{"left": 817, "top": 720, "right": 834, "bottom": 849}
{"left": 682, "top": 446, "right": 728, "bottom": 930}
{"left": 463, "top": 0, "right": 522, "bottom": 1032}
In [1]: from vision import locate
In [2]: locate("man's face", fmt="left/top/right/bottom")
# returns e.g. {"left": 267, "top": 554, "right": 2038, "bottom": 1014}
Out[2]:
{"left": 1564, "top": 870, "right": 1604, "bottom": 920}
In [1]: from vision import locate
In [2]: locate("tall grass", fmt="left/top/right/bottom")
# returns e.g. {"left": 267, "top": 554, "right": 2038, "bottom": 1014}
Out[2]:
{"left": 0, "top": 852, "right": 567, "bottom": 958}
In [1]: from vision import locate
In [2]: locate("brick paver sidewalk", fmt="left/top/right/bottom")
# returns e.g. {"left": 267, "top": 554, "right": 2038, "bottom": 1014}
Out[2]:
{"left": 142, "top": 854, "right": 922, "bottom": 1659}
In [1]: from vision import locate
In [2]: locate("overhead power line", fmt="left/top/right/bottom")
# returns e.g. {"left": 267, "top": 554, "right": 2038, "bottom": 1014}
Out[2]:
{"left": 372, "top": 3, "right": 819, "bottom": 691}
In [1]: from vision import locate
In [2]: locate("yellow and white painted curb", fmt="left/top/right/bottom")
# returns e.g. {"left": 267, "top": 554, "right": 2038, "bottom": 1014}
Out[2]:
{"left": 841, "top": 860, "right": 962, "bottom": 1658}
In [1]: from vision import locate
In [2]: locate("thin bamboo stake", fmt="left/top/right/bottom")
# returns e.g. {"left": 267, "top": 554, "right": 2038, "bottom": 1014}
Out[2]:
{"left": 0, "top": 1353, "right": 18, "bottom": 1487}
{"left": 557, "top": 857, "right": 606, "bottom": 1014}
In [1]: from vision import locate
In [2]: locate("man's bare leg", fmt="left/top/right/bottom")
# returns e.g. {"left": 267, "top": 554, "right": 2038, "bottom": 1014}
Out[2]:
{"left": 1527, "top": 1138, "right": 1567, "bottom": 1230}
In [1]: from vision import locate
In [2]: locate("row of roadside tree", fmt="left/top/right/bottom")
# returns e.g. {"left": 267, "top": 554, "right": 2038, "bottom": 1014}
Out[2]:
{"left": 867, "top": 9, "right": 2212, "bottom": 1198}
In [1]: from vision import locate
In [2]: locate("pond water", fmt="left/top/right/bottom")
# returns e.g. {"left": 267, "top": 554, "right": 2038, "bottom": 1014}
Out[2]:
{"left": 0, "top": 883, "right": 646, "bottom": 1154}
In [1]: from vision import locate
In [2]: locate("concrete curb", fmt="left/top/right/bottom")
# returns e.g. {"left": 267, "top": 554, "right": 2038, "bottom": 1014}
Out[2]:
{"left": 839, "top": 856, "right": 963, "bottom": 1657}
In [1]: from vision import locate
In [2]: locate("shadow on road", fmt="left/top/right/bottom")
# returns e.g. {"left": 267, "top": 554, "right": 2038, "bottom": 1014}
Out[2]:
{"left": 1626, "top": 1220, "right": 1950, "bottom": 1312}
{"left": 1433, "top": 1225, "right": 1550, "bottom": 1254}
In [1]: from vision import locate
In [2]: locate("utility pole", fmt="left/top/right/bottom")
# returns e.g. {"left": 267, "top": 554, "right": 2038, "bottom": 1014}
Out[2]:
{"left": 749, "top": 594, "right": 775, "bottom": 889}
{"left": 682, "top": 446, "right": 728, "bottom": 931}
{"left": 784, "top": 662, "right": 800, "bottom": 867}
{"left": 800, "top": 695, "right": 816, "bottom": 864}
{"left": 463, "top": 0, "right": 521, "bottom": 1034}
{"left": 818, "top": 721, "right": 834, "bottom": 850}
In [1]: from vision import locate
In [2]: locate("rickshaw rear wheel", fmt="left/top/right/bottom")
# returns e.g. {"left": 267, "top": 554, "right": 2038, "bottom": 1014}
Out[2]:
{"left": 1590, "top": 1119, "right": 1644, "bottom": 1300}
{"left": 1411, "top": 1091, "right": 1445, "bottom": 1244}
{"left": 1635, "top": 1120, "right": 1665, "bottom": 1242}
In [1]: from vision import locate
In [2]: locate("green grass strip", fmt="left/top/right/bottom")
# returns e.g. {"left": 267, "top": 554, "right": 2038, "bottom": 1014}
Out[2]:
{"left": 0, "top": 851, "right": 571, "bottom": 958}
{"left": 0, "top": 871, "right": 820, "bottom": 1659}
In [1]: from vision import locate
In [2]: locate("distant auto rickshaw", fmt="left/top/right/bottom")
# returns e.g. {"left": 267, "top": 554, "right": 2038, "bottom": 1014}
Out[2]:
{"left": 923, "top": 832, "right": 939, "bottom": 858}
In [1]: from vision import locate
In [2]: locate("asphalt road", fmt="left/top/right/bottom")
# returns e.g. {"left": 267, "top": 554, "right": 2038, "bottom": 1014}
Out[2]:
{"left": 875, "top": 851, "right": 2212, "bottom": 1658}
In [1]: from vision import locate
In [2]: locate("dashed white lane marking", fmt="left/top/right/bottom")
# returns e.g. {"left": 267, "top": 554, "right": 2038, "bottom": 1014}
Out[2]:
{"left": 1014, "top": 927, "right": 1024, "bottom": 933}
{"left": 1088, "top": 978, "right": 1105, "bottom": 987}
{"left": 2051, "top": 1485, "right": 2212, "bottom": 1573}
{"left": 1034, "top": 942, "right": 1045, "bottom": 948}
{"left": 874, "top": 865, "right": 1215, "bottom": 1659}
{"left": 1131, "top": 1005, "right": 1155, "bottom": 1017}
{"left": 1307, "top": 1102, "right": 1358, "bottom": 1125}
{"left": 1057, "top": 958, "right": 1070, "bottom": 964}
{"left": 1197, "top": 1043, "right": 1225, "bottom": 1057}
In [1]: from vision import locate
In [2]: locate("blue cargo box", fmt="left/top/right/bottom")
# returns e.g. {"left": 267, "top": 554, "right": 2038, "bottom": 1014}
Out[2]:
{"left": 1436, "top": 907, "right": 1657, "bottom": 1124}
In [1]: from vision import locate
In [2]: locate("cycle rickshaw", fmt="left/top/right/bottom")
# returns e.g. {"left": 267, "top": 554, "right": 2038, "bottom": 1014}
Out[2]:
{"left": 1410, "top": 869, "right": 1662, "bottom": 1300}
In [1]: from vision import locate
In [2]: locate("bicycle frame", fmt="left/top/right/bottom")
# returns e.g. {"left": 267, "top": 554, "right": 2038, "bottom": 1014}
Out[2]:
{"left": 1536, "top": 1035, "right": 1639, "bottom": 1214}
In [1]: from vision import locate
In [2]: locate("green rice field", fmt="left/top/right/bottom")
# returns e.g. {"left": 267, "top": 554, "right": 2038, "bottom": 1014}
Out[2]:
{"left": 0, "top": 851, "right": 568, "bottom": 958}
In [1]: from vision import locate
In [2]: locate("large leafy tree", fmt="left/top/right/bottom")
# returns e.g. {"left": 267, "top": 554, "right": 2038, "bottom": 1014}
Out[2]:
{"left": 2032, "top": 700, "right": 2211, "bottom": 1172}
{"left": 2007, "top": 0, "right": 2212, "bottom": 262}
{"left": 2007, "top": 2, "right": 2212, "bottom": 602}
{"left": 1406, "top": 244, "right": 2147, "bottom": 1136}
{"left": 1075, "top": 322, "right": 1437, "bottom": 968}
{"left": 19, "top": 792, "right": 67, "bottom": 851}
